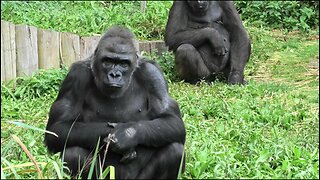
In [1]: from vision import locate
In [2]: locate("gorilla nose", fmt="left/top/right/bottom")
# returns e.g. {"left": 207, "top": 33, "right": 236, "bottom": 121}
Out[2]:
{"left": 109, "top": 71, "right": 122, "bottom": 79}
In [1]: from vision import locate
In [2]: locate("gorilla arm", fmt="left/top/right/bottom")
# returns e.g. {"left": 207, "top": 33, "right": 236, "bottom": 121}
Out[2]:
{"left": 165, "top": 1, "right": 225, "bottom": 52}
{"left": 218, "top": 1, "right": 251, "bottom": 81}
{"left": 106, "top": 60, "right": 186, "bottom": 153}
{"left": 44, "top": 60, "right": 113, "bottom": 153}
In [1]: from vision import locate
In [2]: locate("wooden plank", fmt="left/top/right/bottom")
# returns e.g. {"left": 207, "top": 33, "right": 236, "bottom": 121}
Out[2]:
{"left": 80, "top": 36, "right": 100, "bottom": 60}
{"left": 0, "top": 48, "right": 4, "bottom": 81}
{"left": 140, "top": 1, "right": 147, "bottom": 13}
{"left": 150, "top": 40, "right": 167, "bottom": 55}
{"left": 15, "top": 24, "right": 38, "bottom": 77}
{"left": 38, "top": 29, "right": 60, "bottom": 69}
{"left": 60, "top": 32, "right": 80, "bottom": 67}
{"left": 1, "top": 20, "right": 16, "bottom": 82}
{"left": 1, "top": 21, "right": 6, "bottom": 82}
{"left": 138, "top": 41, "right": 151, "bottom": 55}
{"left": 133, "top": 39, "right": 140, "bottom": 53}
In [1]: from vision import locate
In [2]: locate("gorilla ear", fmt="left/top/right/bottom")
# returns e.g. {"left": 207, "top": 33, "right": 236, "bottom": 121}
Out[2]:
{"left": 135, "top": 53, "right": 141, "bottom": 68}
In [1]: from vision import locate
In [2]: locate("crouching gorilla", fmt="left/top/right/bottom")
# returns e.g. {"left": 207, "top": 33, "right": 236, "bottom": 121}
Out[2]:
{"left": 165, "top": 1, "right": 251, "bottom": 84}
{"left": 44, "top": 26, "right": 186, "bottom": 179}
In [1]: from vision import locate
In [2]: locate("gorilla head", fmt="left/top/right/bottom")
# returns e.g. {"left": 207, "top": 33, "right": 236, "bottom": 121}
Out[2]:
{"left": 92, "top": 27, "right": 139, "bottom": 98}
{"left": 187, "top": 0, "right": 210, "bottom": 15}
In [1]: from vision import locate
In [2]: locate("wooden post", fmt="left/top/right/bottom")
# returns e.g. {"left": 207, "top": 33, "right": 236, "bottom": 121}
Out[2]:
{"left": 80, "top": 36, "right": 101, "bottom": 60}
{"left": 138, "top": 41, "right": 151, "bottom": 55}
{"left": 140, "top": 1, "right": 147, "bottom": 13}
{"left": 134, "top": 39, "right": 140, "bottom": 53}
{"left": 1, "top": 20, "right": 16, "bottom": 82}
{"left": 38, "top": 29, "right": 60, "bottom": 69}
{"left": 15, "top": 25, "right": 38, "bottom": 77}
{"left": 150, "top": 40, "right": 168, "bottom": 55}
{"left": 60, "top": 32, "right": 80, "bottom": 67}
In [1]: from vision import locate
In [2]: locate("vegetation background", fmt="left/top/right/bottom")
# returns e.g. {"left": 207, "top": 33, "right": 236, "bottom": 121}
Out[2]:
{"left": 1, "top": 1, "right": 319, "bottom": 179}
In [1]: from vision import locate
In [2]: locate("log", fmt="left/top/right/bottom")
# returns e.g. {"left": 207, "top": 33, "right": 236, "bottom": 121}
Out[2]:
{"left": 1, "top": 20, "right": 16, "bottom": 81}
{"left": 15, "top": 24, "right": 38, "bottom": 77}
{"left": 138, "top": 41, "right": 151, "bottom": 55}
{"left": 38, "top": 29, "right": 60, "bottom": 69}
{"left": 80, "top": 36, "right": 100, "bottom": 60}
{"left": 60, "top": 32, "right": 80, "bottom": 67}
{"left": 150, "top": 40, "right": 168, "bottom": 55}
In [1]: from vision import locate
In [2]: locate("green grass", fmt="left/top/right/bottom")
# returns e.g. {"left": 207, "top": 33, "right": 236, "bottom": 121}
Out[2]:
{"left": 1, "top": 27, "right": 319, "bottom": 179}
{"left": 1, "top": 1, "right": 319, "bottom": 179}
{"left": 0, "top": 1, "right": 172, "bottom": 40}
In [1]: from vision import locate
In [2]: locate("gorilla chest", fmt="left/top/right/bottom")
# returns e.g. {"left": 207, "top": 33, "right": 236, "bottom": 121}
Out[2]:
{"left": 82, "top": 92, "right": 149, "bottom": 123}
{"left": 187, "top": 3, "right": 223, "bottom": 29}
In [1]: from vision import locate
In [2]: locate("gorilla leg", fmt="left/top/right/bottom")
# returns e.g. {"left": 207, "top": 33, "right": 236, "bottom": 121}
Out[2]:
{"left": 228, "top": 37, "right": 251, "bottom": 84}
{"left": 63, "top": 146, "right": 93, "bottom": 179}
{"left": 137, "top": 143, "right": 185, "bottom": 179}
{"left": 175, "top": 44, "right": 211, "bottom": 83}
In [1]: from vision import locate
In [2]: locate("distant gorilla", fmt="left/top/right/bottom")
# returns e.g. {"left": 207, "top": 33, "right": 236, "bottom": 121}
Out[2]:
{"left": 44, "top": 26, "right": 186, "bottom": 179}
{"left": 165, "top": 1, "right": 251, "bottom": 84}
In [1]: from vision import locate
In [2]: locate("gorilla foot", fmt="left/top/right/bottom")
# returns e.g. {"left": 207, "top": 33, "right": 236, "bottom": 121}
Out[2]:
{"left": 228, "top": 71, "right": 245, "bottom": 85}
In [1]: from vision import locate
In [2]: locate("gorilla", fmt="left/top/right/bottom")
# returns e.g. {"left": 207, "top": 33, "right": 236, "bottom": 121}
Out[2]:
{"left": 44, "top": 26, "right": 186, "bottom": 179}
{"left": 165, "top": 1, "right": 251, "bottom": 84}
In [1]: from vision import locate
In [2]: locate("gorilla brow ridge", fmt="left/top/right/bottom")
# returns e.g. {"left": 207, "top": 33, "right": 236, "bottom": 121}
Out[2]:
{"left": 98, "top": 26, "right": 137, "bottom": 53}
{"left": 102, "top": 26, "right": 135, "bottom": 39}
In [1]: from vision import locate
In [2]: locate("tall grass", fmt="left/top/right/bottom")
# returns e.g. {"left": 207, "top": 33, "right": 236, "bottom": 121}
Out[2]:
{"left": 1, "top": 1, "right": 319, "bottom": 179}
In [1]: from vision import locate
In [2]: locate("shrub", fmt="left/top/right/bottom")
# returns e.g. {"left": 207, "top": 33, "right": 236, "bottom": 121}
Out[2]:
{"left": 0, "top": 1, "right": 172, "bottom": 40}
{"left": 235, "top": 1, "right": 319, "bottom": 32}
{"left": 1, "top": 1, "right": 318, "bottom": 41}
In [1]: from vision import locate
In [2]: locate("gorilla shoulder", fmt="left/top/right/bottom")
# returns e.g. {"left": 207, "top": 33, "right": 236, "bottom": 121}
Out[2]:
{"left": 135, "top": 58, "right": 170, "bottom": 112}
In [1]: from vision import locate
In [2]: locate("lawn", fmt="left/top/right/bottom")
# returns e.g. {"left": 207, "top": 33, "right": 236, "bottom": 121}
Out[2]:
{"left": 1, "top": 1, "right": 319, "bottom": 179}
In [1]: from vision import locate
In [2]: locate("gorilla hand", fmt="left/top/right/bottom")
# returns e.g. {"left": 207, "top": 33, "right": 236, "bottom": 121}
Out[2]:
{"left": 120, "top": 148, "right": 137, "bottom": 163}
{"left": 104, "top": 122, "right": 138, "bottom": 163}
{"left": 212, "top": 37, "right": 228, "bottom": 56}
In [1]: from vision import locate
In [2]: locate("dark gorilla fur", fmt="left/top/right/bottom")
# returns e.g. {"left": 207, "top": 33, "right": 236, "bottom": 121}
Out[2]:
{"left": 165, "top": 1, "right": 251, "bottom": 84}
{"left": 44, "top": 26, "right": 186, "bottom": 179}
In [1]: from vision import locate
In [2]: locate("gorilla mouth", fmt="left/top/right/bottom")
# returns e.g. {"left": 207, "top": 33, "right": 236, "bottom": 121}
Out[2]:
{"left": 105, "top": 83, "right": 122, "bottom": 88}
{"left": 103, "top": 82, "right": 123, "bottom": 89}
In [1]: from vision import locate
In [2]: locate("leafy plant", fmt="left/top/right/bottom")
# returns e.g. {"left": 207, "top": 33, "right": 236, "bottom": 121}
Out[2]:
{"left": 235, "top": 1, "right": 319, "bottom": 32}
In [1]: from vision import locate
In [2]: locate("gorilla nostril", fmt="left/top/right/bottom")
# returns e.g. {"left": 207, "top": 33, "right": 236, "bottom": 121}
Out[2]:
{"left": 109, "top": 71, "right": 121, "bottom": 78}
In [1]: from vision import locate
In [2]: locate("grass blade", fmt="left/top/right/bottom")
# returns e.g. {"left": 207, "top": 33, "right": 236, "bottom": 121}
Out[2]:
{"left": 110, "top": 165, "right": 115, "bottom": 179}
{"left": 7, "top": 121, "right": 58, "bottom": 137}
{"left": 11, "top": 135, "right": 43, "bottom": 179}
{"left": 1, "top": 166, "right": 7, "bottom": 179}
{"left": 1, "top": 156, "right": 21, "bottom": 178}
{"left": 177, "top": 148, "right": 185, "bottom": 179}
{"left": 87, "top": 137, "right": 101, "bottom": 179}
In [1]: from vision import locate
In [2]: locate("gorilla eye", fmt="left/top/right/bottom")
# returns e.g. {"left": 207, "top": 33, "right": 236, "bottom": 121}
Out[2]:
{"left": 102, "top": 61, "right": 113, "bottom": 68}
{"left": 119, "top": 62, "right": 129, "bottom": 68}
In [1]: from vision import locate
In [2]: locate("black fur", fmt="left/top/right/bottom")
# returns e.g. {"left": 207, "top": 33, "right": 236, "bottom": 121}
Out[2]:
{"left": 165, "top": 1, "right": 251, "bottom": 84}
{"left": 45, "top": 26, "right": 186, "bottom": 179}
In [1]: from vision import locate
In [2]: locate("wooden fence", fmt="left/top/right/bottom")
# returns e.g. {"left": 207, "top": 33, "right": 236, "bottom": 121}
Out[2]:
{"left": 1, "top": 20, "right": 168, "bottom": 82}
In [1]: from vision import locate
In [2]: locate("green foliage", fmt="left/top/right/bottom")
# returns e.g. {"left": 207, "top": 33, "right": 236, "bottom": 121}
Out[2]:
{"left": 235, "top": 1, "right": 319, "bottom": 32}
{"left": 1, "top": 29, "right": 319, "bottom": 179}
{"left": 145, "top": 51, "right": 180, "bottom": 82}
{"left": 0, "top": 2, "right": 319, "bottom": 179}
{"left": 1, "top": 68, "right": 67, "bottom": 100}
{"left": 170, "top": 80, "right": 318, "bottom": 179}
{"left": 0, "top": 1, "right": 172, "bottom": 40}
{"left": 1, "top": 1, "right": 318, "bottom": 41}
{"left": 1, "top": 68, "right": 67, "bottom": 120}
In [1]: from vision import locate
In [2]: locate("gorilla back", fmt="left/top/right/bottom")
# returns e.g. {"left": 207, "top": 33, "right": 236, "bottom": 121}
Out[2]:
{"left": 44, "top": 26, "right": 186, "bottom": 179}
{"left": 165, "top": 1, "right": 251, "bottom": 84}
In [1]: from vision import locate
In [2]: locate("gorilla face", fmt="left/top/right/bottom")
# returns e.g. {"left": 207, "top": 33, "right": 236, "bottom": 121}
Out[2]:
{"left": 92, "top": 40, "right": 138, "bottom": 99}
{"left": 187, "top": 0, "right": 210, "bottom": 15}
